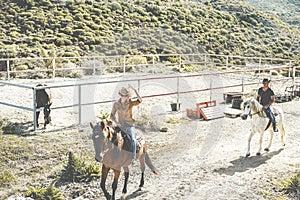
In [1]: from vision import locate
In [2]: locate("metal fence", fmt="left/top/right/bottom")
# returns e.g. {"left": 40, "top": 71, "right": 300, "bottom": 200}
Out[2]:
{"left": 0, "top": 53, "right": 299, "bottom": 131}
{"left": 1, "top": 53, "right": 299, "bottom": 80}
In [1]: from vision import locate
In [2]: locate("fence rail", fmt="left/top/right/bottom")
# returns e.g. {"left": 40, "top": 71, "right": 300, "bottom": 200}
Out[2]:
{"left": 0, "top": 53, "right": 299, "bottom": 131}
{"left": 1, "top": 53, "right": 299, "bottom": 80}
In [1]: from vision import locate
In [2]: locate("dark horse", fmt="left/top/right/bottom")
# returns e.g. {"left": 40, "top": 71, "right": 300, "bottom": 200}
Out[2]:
{"left": 36, "top": 83, "right": 52, "bottom": 129}
{"left": 90, "top": 120, "right": 158, "bottom": 200}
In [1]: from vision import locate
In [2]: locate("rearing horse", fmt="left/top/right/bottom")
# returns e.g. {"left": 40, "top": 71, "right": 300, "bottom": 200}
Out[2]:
{"left": 90, "top": 120, "right": 158, "bottom": 200}
{"left": 241, "top": 97, "right": 286, "bottom": 157}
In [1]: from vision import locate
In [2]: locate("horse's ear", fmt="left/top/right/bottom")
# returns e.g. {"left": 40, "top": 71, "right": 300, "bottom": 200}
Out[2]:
{"left": 90, "top": 122, "right": 94, "bottom": 129}
{"left": 100, "top": 121, "right": 105, "bottom": 129}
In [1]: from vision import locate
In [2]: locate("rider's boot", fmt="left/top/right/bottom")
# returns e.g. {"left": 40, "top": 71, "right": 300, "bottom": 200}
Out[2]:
{"left": 270, "top": 112, "right": 278, "bottom": 132}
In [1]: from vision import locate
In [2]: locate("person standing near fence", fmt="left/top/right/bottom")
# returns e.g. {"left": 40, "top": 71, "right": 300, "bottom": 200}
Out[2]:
{"left": 110, "top": 84, "right": 142, "bottom": 164}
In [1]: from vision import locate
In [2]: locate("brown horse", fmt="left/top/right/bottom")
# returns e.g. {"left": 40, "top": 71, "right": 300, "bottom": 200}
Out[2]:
{"left": 90, "top": 120, "right": 158, "bottom": 200}
{"left": 36, "top": 83, "right": 52, "bottom": 129}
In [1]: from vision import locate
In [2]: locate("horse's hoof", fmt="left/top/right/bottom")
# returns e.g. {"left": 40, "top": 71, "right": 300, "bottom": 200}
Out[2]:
{"left": 246, "top": 153, "right": 250, "bottom": 157}
{"left": 256, "top": 152, "right": 261, "bottom": 156}
{"left": 105, "top": 194, "right": 111, "bottom": 200}
{"left": 95, "top": 157, "right": 102, "bottom": 162}
{"left": 153, "top": 170, "right": 159, "bottom": 176}
{"left": 264, "top": 148, "right": 269, "bottom": 152}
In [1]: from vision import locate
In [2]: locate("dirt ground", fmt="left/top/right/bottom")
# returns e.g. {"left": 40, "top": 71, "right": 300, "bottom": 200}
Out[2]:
{"left": 0, "top": 74, "right": 300, "bottom": 200}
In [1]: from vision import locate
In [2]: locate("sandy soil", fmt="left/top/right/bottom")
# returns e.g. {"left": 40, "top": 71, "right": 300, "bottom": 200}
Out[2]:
{"left": 1, "top": 73, "right": 300, "bottom": 200}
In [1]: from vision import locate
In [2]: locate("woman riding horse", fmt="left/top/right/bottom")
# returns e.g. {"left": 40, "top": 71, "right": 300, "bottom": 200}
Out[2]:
{"left": 110, "top": 84, "right": 142, "bottom": 164}
{"left": 90, "top": 120, "right": 158, "bottom": 200}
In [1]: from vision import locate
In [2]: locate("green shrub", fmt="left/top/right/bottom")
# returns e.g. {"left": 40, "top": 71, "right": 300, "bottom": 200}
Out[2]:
{"left": 126, "top": 56, "right": 147, "bottom": 65}
{"left": 280, "top": 172, "right": 300, "bottom": 197}
{"left": 59, "top": 151, "right": 101, "bottom": 183}
{"left": 25, "top": 181, "right": 64, "bottom": 200}
{"left": 0, "top": 170, "right": 15, "bottom": 186}
{"left": 15, "top": 64, "right": 29, "bottom": 71}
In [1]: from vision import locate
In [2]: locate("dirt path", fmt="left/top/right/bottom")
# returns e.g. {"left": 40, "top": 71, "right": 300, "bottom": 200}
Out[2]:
{"left": 118, "top": 102, "right": 300, "bottom": 200}
{"left": 1, "top": 75, "right": 300, "bottom": 200}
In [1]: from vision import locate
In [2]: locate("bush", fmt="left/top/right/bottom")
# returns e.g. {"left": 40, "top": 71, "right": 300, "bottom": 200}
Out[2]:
{"left": 15, "top": 64, "right": 29, "bottom": 71}
{"left": 280, "top": 172, "right": 300, "bottom": 198}
{"left": 59, "top": 151, "right": 101, "bottom": 183}
{"left": 25, "top": 181, "right": 65, "bottom": 200}
{"left": 126, "top": 56, "right": 147, "bottom": 65}
{"left": 0, "top": 170, "right": 15, "bottom": 186}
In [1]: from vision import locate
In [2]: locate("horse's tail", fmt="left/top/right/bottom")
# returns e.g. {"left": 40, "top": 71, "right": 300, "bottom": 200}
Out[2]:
{"left": 145, "top": 152, "right": 159, "bottom": 175}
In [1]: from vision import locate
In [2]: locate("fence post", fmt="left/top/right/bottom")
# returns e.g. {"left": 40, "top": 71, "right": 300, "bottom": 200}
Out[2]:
{"left": 7, "top": 60, "right": 10, "bottom": 80}
{"left": 176, "top": 76, "right": 180, "bottom": 110}
{"left": 288, "top": 60, "right": 292, "bottom": 78}
{"left": 258, "top": 57, "right": 262, "bottom": 75}
{"left": 33, "top": 87, "right": 37, "bottom": 131}
{"left": 78, "top": 84, "right": 82, "bottom": 124}
{"left": 179, "top": 54, "right": 182, "bottom": 71}
{"left": 226, "top": 56, "right": 228, "bottom": 68}
{"left": 209, "top": 75, "right": 212, "bottom": 102}
{"left": 242, "top": 68, "right": 245, "bottom": 92}
{"left": 292, "top": 65, "right": 295, "bottom": 86}
{"left": 93, "top": 56, "right": 96, "bottom": 75}
{"left": 204, "top": 54, "right": 207, "bottom": 68}
{"left": 152, "top": 55, "right": 155, "bottom": 67}
{"left": 52, "top": 57, "right": 56, "bottom": 78}
{"left": 123, "top": 55, "right": 126, "bottom": 76}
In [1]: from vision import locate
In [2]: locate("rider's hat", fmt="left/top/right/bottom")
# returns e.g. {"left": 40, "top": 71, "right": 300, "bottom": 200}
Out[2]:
{"left": 262, "top": 78, "right": 270, "bottom": 84}
{"left": 119, "top": 87, "right": 130, "bottom": 97}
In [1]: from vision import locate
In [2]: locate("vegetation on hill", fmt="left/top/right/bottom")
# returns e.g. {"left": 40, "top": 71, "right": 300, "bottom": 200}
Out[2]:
{"left": 0, "top": 0, "right": 299, "bottom": 65}
{"left": 245, "top": 0, "right": 300, "bottom": 28}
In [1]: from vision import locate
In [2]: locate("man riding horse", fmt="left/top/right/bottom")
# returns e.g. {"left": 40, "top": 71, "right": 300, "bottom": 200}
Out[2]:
{"left": 110, "top": 84, "right": 142, "bottom": 164}
{"left": 257, "top": 78, "right": 278, "bottom": 132}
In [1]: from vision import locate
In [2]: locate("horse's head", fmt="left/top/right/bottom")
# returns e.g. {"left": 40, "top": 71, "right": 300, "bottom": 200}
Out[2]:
{"left": 241, "top": 98, "right": 253, "bottom": 120}
{"left": 90, "top": 119, "right": 118, "bottom": 162}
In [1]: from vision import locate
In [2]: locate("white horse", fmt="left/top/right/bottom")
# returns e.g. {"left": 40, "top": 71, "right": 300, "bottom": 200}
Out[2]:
{"left": 241, "top": 97, "right": 286, "bottom": 157}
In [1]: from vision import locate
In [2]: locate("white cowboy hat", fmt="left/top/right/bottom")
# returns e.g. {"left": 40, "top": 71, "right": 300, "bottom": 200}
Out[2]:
{"left": 119, "top": 87, "right": 130, "bottom": 97}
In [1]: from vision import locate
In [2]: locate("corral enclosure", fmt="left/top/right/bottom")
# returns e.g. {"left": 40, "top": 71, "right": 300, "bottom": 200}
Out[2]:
{"left": 0, "top": 54, "right": 300, "bottom": 200}
{"left": 0, "top": 53, "right": 299, "bottom": 131}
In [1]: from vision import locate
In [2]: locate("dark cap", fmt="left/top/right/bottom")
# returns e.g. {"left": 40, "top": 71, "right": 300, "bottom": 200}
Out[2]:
{"left": 262, "top": 78, "right": 270, "bottom": 84}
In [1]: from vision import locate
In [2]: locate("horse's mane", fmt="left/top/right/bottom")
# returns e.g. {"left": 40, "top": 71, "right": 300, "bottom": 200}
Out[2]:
{"left": 100, "top": 120, "right": 133, "bottom": 152}
{"left": 250, "top": 98, "right": 262, "bottom": 112}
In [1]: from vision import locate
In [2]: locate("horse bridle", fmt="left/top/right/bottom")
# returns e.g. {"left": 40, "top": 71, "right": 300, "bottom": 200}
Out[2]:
{"left": 248, "top": 110, "right": 262, "bottom": 118}
{"left": 243, "top": 101, "right": 262, "bottom": 118}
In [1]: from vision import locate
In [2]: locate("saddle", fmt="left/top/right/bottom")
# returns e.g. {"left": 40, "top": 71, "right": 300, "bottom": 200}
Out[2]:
{"left": 263, "top": 106, "right": 278, "bottom": 131}
{"left": 114, "top": 126, "right": 144, "bottom": 154}
{"left": 272, "top": 107, "right": 279, "bottom": 116}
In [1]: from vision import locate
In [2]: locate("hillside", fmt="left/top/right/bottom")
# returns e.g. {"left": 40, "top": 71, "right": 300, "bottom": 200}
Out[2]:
{"left": 245, "top": 0, "right": 300, "bottom": 28}
{"left": 0, "top": 0, "right": 299, "bottom": 62}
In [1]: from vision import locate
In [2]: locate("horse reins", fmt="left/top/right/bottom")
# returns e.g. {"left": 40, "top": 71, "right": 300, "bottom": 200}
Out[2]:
{"left": 249, "top": 111, "right": 262, "bottom": 118}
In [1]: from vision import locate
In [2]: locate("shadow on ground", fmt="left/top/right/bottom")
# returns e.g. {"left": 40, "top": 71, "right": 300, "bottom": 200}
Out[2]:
{"left": 214, "top": 148, "right": 283, "bottom": 176}
{"left": 117, "top": 188, "right": 149, "bottom": 200}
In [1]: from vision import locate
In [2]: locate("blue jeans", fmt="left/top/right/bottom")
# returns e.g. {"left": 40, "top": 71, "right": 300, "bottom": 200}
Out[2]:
{"left": 124, "top": 125, "right": 136, "bottom": 159}
{"left": 264, "top": 106, "right": 277, "bottom": 131}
